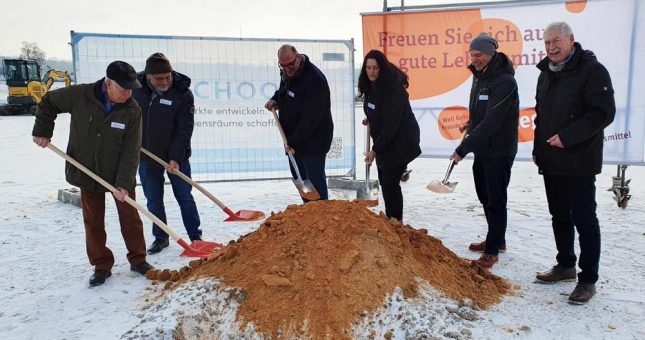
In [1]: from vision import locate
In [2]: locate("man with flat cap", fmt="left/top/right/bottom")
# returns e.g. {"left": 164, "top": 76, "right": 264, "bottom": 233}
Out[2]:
{"left": 133, "top": 52, "right": 201, "bottom": 254}
{"left": 451, "top": 33, "right": 519, "bottom": 268}
{"left": 32, "top": 60, "right": 154, "bottom": 287}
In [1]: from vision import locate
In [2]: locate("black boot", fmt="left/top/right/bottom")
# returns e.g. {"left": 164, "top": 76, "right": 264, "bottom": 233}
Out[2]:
{"left": 89, "top": 270, "right": 111, "bottom": 287}
{"left": 189, "top": 234, "right": 202, "bottom": 242}
{"left": 130, "top": 262, "right": 154, "bottom": 275}
{"left": 147, "top": 239, "right": 169, "bottom": 254}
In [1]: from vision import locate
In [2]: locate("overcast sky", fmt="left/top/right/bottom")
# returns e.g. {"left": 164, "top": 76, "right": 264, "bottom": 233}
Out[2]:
{"left": 0, "top": 0, "right": 494, "bottom": 60}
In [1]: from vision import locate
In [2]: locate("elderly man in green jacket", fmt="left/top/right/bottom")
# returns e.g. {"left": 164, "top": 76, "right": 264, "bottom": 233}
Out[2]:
{"left": 32, "top": 61, "right": 154, "bottom": 287}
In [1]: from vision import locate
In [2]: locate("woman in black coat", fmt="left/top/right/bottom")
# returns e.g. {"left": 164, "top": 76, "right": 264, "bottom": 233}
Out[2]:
{"left": 358, "top": 50, "right": 421, "bottom": 221}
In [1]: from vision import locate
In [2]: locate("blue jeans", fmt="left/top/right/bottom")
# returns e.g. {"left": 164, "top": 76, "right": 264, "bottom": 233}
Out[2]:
{"left": 288, "top": 153, "right": 328, "bottom": 201}
{"left": 138, "top": 158, "right": 201, "bottom": 241}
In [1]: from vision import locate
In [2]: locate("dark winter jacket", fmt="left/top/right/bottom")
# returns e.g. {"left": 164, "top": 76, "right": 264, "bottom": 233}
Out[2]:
{"left": 271, "top": 54, "right": 334, "bottom": 156}
{"left": 133, "top": 71, "right": 195, "bottom": 166}
{"left": 533, "top": 42, "right": 615, "bottom": 176}
{"left": 456, "top": 52, "right": 519, "bottom": 158}
{"left": 32, "top": 79, "right": 142, "bottom": 192}
{"left": 363, "top": 80, "right": 421, "bottom": 170}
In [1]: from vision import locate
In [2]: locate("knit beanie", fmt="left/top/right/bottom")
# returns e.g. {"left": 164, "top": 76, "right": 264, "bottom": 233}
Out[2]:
{"left": 469, "top": 33, "right": 498, "bottom": 56}
{"left": 145, "top": 52, "right": 173, "bottom": 74}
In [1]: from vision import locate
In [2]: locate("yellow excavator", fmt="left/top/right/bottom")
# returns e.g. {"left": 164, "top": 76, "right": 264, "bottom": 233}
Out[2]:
{"left": 1, "top": 59, "right": 72, "bottom": 115}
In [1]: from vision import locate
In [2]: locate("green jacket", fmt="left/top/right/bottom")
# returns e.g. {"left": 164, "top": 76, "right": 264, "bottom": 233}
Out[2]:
{"left": 32, "top": 79, "right": 142, "bottom": 192}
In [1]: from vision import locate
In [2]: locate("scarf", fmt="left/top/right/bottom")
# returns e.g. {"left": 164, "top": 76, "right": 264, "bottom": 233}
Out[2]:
{"left": 548, "top": 46, "right": 576, "bottom": 72}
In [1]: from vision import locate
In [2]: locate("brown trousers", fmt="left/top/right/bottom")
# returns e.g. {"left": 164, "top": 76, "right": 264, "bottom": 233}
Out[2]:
{"left": 81, "top": 189, "right": 147, "bottom": 271}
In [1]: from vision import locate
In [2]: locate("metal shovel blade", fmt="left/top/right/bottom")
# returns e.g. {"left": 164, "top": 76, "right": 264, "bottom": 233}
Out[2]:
{"left": 179, "top": 239, "right": 225, "bottom": 258}
{"left": 356, "top": 184, "right": 379, "bottom": 207}
{"left": 293, "top": 178, "right": 321, "bottom": 201}
{"left": 356, "top": 190, "right": 379, "bottom": 207}
{"left": 426, "top": 180, "right": 459, "bottom": 194}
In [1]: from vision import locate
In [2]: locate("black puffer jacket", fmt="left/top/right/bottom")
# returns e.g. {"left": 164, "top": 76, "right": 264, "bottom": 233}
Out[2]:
{"left": 271, "top": 54, "right": 334, "bottom": 156}
{"left": 533, "top": 43, "right": 615, "bottom": 176}
{"left": 133, "top": 71, "right": 195, "bottom": 166}
{"left": 456, "top": 52, "right": 518, "bottom": 158}
{"left": 363, "top": 80, "right": 421, "bottom": 170}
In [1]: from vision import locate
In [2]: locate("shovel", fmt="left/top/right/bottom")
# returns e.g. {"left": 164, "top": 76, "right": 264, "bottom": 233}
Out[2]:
{"left": 426, "top": 129, "right": 467, "bottom": 194}
{"left": 46, "top": 143, "right": 223, "bottom": 258}
{"left": 270, "top": 108, "right": 320, "bottom": 201}
{"left": 140, "top": 148, "right": 265, "bottom": 222}
{"left": 356, "top": 123, "right": 378, "bottom": 206}
{"left": 426, "top": 159, "right": 459, "bottom": 193}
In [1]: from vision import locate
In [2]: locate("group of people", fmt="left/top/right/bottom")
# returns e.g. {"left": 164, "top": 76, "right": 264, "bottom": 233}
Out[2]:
{"left": 32, "top": 53, "right": 203, "bottom": 286}
{"left": 32, "top": 21, "right": 615, "bottom": 305}
{"left": 449, "top": 22, "right": 615, "bottom": 304}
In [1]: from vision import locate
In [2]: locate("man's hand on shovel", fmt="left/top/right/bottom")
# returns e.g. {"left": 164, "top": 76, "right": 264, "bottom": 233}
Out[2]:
{"left": 166, "top": 160, "right": 180, "bottom": 174}
{"left": 33, "top": 136, "right": 51, "bottom": 148}
{"left": 365, "top": 150, "right": 376, "bottom": 166}
{"left": 450, "top": 152, "right": 463, "bottom": 165}
{"left": 112, "top": 187, "right": 129, "bottom": 202}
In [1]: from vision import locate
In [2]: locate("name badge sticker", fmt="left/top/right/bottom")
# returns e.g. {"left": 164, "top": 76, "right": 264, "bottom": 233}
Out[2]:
{"left": 111, "top": 122, "right": 125, "bottom": 129}
{"left": 479, "top": 95, "right": 489, "bottom": 100}
{"left": 367, "top": 103, "right": 376, "bottom": 110}
{"left": 160, "top": 99, "right": 172, "bottom": 106}
{"left": 288, "top": 91, "right": 295, "bottom": 98}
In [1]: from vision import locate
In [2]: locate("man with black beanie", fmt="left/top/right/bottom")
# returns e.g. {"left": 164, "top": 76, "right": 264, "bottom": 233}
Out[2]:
{"left": 133, "top": 52, "right": 202, "bottom": 254}
{"left": 451, "top": 33, "right": 519, "bottom": 269}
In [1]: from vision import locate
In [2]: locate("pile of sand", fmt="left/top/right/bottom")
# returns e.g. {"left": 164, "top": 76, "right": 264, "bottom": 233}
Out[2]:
{"left": 147, "top": 200, "right": 509, "bottom": 339}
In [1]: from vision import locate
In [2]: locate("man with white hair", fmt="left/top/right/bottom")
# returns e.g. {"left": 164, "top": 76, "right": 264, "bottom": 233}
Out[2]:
{"left": 533, "top": 22, "right": 615, "bottom": 304}
{"left": 32, "top": 61, "right": 154, "bottom": 287}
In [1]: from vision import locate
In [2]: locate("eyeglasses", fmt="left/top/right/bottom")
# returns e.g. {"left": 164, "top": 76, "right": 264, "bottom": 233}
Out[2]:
{"left": 278, "top": 57, "right": 298, "bottom": 69}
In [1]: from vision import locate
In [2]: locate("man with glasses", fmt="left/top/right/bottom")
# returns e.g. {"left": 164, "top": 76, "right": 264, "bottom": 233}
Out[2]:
{"left": 133, "top": 53, "right": 202, "bottom": 254}
{"left": 32, "top": 61, "right": 153, "bottom": 287}
{"left": 265, "top": 44, "right": 334, "bottom": 201}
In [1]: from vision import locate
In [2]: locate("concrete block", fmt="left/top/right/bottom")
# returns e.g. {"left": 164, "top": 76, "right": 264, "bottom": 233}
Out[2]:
{"left": 328, "top": 177, "right": 379, "bottom": 191}
{"left": 58, "top": 188, "right": 81, "bottom": 208}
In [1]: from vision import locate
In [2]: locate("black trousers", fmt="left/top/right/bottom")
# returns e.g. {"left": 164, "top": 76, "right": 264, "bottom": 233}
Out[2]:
{"left": 544, "top": 175, "right": 600, "bottom": 284}
{"left": 473, "top": 155, "right": 514, "bottom": 255}
{"left": 377, "top": 163, "right": 407, "bottom": 221}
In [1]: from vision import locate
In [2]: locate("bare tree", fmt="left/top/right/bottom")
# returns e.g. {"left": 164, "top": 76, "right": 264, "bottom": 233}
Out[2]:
{"left": 20, "top": 42, "right": 46, "bottom": 65}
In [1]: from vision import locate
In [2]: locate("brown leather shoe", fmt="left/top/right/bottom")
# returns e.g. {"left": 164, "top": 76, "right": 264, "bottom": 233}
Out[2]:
{"left": 535, "top": 265, "right": 577, "bottom": 283}
{"left": 476, "top": 253, "right": 498, "bottom": 268}
{"left": 568, "top": 283, "right": 596, "bottom": 304}
{"left": 468, "top": 241, "right": 507, "bottom": 253}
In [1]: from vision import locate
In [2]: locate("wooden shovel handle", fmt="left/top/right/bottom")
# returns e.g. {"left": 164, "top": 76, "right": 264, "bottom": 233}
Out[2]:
{"left": 46, "top": 143, "right": 183, "bottom": 241}
{"left": 140, "top": 147, "right": 227, "bottom": 210}
{"left": 270, "top": 108, "right": 290, "bottom": 147}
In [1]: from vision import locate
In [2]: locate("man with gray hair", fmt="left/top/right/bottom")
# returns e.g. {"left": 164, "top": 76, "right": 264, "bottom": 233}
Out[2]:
{"left": 265, "top": 44, "right": 334, "bottom": 201}
{"left": 533, "top": 22, "right": 615, "bottom": 304}
{"left": 451, "top": 33, "right": 519, "bottom": 269}
{"left": 32, "top": 61, "right": 154, "bottom": 287}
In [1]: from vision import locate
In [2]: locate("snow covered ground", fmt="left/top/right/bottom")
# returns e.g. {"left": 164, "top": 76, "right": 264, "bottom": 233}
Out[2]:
{"left": 1, "top": 114, "right": 644, "bottom": 339}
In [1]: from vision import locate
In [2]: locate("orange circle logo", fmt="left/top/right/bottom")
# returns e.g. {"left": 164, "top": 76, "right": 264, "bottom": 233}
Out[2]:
{"left": 438, "top": 106, "right": 469, "bottom": 140}
{"left": 566, "top": 0, "right": 587, "bottom": 13}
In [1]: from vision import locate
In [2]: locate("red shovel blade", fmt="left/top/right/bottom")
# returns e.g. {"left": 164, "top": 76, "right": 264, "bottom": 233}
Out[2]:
{"left": 223, "top": 208, "right": 266, "bottom": 222}
{"left": 178, "top": 239, "right": 225, "bottom": 258}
